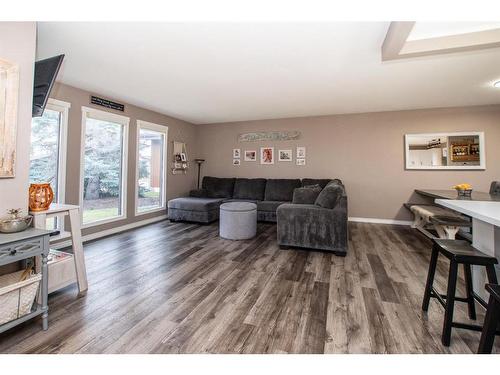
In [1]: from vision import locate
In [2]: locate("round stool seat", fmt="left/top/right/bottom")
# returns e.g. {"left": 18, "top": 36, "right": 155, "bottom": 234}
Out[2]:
{"left": 220, "top": 202, "right": 257, "bottom": 240}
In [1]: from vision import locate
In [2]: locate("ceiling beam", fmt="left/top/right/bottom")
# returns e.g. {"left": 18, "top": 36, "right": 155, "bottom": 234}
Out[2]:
{"left": 382, "top": 22, "right": 500, "bottom": 61}
{"left": 381, "top": 22, "right": 415, "bottom": 61}
{"left": 401, "top": 28, "right": 500, "bottom": 57}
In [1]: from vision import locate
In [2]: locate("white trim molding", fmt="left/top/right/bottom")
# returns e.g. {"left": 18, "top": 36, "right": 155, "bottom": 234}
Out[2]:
{"left": 135, "top": 120, "right": 169, "bottom": 217}
{"left": 79, "top": 106, "right": 130, "bottom": 229}
{"left": 51, "top": 215, "right": 167, "bottom": 249}
{"left": 46, "top": 98, "right": 71, "bottom": 207}
{"left": 348, "top": 217, "right": 412, "bottom": 226}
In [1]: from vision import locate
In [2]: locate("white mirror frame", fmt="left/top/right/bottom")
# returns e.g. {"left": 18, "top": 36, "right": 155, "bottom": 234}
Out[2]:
{"left": 405, "top": 131, "right": 486, "bottom": 170}
{"left": 0, "top": 58, "right": 19, "bottom": 178}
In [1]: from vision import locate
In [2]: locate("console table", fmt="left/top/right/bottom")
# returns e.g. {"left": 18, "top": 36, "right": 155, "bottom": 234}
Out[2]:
{"left": 0, "top": 228, "right": 52, "bottom": 333}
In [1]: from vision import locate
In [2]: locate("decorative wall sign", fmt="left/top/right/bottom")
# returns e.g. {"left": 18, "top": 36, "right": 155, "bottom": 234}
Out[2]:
{"left": 0, "top": 58, "right": 19, "bottom": 178}
{"left": 278, "top": 149, "right": 293, "bottom": 162}
{"left": 233, "top": 159, "right": 241, "bottom": 166}
{"left": 238, "top": 131, "right": 301, "bottom": 142}
{"left": 296, "top": 159, "right": 306, "bottom": 166}
{"left": 90, "top": 95, "right": 125, "bottom": 112}
{"left": 233, "top": 149, "right": 241, "bottom": 158}
{"left": 260, "top": 147, "right": 274, "bottom": 165}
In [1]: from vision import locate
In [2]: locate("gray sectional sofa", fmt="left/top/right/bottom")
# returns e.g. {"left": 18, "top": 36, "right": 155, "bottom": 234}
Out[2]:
{"left": 167, "top": 176, "right": 348, "bottom": 255}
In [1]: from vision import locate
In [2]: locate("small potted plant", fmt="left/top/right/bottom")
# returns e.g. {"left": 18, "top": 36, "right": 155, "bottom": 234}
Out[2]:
{"left": 452, "top": 183, "right": 473, "bottom": 198}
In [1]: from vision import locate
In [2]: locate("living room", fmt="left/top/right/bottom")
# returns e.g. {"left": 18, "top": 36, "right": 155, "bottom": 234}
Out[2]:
{"left": 1, "top": 1, "right": 500, "bottom": 373}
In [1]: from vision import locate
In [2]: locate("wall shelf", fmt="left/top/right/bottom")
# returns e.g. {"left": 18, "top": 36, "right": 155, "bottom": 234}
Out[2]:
{"left": 172, "top": 141, "right": 189, "bottom": 174}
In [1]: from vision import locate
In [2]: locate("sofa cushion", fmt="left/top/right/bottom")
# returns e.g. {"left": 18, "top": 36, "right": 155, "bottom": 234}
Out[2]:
{"left": 314, "top": 182, "right": 344, "bottom": 209}
{"left": 168, "top": 197, "right": 224, "bottom": 212}
{"left": 202, "top": 176, "right": 235, "bottom": 198}
{"left": 189, "top": 189, "right": 208, "bottom": 198}
{"left": 292, "top": 185, "right": 322, "bottom": 204}
{"left": 233, "top": 178, "right": 267, "bottom": 201}
{"left": 257, "top": 200, "right": 288, "bottom": 212}
{"left": 301, "top": 178, "right": 332, "bottom": 189}
{"left": 264, "top": 179, "right": 301, "bottom": 202}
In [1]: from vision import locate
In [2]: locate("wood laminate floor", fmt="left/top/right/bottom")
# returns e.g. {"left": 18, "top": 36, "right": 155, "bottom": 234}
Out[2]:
{"left": 0, "top": 220, "right": 498, "bottom": 354}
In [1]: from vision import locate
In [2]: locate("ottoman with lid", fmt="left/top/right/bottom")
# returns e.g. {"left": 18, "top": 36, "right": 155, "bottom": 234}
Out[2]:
{"left": 220, "top": 202, "right": 257, "bottom": 240}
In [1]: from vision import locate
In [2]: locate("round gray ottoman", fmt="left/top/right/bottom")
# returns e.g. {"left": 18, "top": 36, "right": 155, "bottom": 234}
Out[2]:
{"left": 219, "top": 202, "right": 257, "bottom": 240}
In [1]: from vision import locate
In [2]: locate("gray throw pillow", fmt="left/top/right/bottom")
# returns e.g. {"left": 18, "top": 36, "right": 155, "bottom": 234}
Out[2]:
{"left": 314, "top": 183, "right": 343, "bottom": 209}
{"left": 292, "top": 185, "right": 322, "bottom": 204}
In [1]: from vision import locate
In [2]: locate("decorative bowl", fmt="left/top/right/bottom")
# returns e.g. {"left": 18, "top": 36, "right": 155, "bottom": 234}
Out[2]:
{"left": 0, "top": 215, "right": 33, "bottom": 233}
{"left": 457, "top": 189, "right": 473, "bottom": 198}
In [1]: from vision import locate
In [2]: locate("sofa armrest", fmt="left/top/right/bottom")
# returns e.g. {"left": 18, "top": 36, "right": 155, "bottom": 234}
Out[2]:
{"left": 189, "top": 189, "right": 208, "bottom": 198}
{"left": 276, "top": 198, "right": 348, "bottom": 253}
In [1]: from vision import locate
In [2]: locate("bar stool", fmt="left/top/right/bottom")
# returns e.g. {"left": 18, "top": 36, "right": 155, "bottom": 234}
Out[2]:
{"left": 478, "top": 284, "right": 500, "bottom": 353}
{"left": 422, "top": 239, "right": 498, "bottom": 346}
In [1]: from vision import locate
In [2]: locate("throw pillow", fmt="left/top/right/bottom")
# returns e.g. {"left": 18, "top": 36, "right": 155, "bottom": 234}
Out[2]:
{"left": 292, "top": 185, "right": 322, "bottom": 204}
{"left": 314, "top": 183, "right": 344, "bottom": 209}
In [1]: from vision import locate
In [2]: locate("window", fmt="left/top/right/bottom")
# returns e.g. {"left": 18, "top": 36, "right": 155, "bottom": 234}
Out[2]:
{"left": 80, "top": 107, "right": 129, "bottom": 227}
{"left": 29, "top": 99, "right": 70, "bottom": 230}
{"left": 135, "top": 121, "right": 168, "bottom": 215}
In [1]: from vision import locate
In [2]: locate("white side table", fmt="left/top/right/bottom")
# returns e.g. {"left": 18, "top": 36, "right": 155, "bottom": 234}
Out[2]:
{"left": 30, "top": 203, "right": 88, "bottom": 296}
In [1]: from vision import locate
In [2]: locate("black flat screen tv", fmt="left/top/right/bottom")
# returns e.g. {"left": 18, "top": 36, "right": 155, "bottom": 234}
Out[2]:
{"left": 32, "top": 54, "right": 65, "bottom": 117}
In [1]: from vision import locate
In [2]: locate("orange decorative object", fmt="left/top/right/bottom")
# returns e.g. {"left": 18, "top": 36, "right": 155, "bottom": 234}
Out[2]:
{"left": 28, "top": 183, "right": 54, "bottom": 212}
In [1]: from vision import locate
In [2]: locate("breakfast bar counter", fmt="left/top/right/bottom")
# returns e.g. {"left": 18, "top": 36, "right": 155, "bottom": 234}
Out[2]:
{"left": 416, "top": 189, "right": 500, "bottom": 202}
{"left": 436, "top": 199, "right": 500, "bottom": 298}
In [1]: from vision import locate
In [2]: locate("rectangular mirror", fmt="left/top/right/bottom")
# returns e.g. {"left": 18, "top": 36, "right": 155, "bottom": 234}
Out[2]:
{"left": 405, "top": 132, "right": 485, "bottom": 170}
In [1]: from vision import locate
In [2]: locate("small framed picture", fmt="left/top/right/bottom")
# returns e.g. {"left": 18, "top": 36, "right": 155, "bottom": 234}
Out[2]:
{"left": 233, "top": 148, "right": 241, "bottom": 158}
{"left": 297, "top": 147, "right": 306, "bottom": 159}
{"left": 278, "top": 149, "right": 293, "bottom": 162}
{"left": 175, "top": 154, "right": 182, "bottom": 162}
{"left": 180, "top": 153, "right": 187, "bottom": 162}
{"left": 233, "top": 159, "right": 241, "bottom": 166}
{"left": 296, "top": 158, "right": 306, "bottom": 166}
{"left": 244, "top": 150, "right": 257, "bottom": 161}
{"left": 260, "top": 147, "right": 274, "bottom": 165}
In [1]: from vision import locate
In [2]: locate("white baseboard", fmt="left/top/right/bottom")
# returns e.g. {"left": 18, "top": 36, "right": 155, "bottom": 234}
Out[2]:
{"left": 51, "top": 215, "right": 168, "bottom": 249}
{"left": 50, "top": 214, "right": 408, "bottom": 249}
{"left": 348, "top": 217, "right": 412, "bottom": 226}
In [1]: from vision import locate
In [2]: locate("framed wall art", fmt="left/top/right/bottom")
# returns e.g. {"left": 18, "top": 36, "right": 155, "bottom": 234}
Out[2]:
{"left": 260, "top": 147, "right": 274, "bottom": 165}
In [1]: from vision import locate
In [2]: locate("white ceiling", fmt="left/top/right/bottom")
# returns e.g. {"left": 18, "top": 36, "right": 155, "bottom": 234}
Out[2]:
{"left": 36, "top": 22, "right": 500, "bottom": 124}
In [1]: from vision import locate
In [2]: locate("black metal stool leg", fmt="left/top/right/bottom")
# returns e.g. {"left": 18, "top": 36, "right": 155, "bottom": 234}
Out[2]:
{"left": 478, "top": 295, "right": 500, "bottom": 354}
{"left": 442, "top": 260, "right": 458, "bottom": 346}
{"left": 422, "top": 244, "right": 439, "bottom": 312}
{"left": 485, "top": 265, "right": 498, "bottom": 284}
{"left": 463, "top": 264, "right": 476, "bottom": 320}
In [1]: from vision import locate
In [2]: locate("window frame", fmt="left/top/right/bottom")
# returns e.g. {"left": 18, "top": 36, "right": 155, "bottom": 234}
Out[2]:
{"left": 134, "top": 120, "right": 168, "bottom": 216}
{"left": 29, "top": 98, "right": 70, "bottom": 231}
{"left": 79, "top": 106, "right": 130, "bottom": 228}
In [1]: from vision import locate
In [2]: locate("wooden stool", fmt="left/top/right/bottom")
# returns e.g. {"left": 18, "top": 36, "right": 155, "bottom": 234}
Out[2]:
{"left": 478, "top": 284, "right": 500, "bottom": 353}
{"left": 422, "top": 239, "right": 498, "bottom": 346}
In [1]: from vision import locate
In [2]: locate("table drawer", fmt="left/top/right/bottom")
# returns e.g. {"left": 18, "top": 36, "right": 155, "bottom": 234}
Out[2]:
{"left": 0, "top": 238, "right": 43, "bottom": 264}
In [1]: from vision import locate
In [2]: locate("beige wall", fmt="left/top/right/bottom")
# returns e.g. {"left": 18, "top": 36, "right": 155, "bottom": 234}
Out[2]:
{"left": 50, "top": 83, "right": 198, "bottom": 236}
{"left": 197, "top": 105, "right": 500, "bottom": 221}
{"left": 0, "top": 22, "right": 37, "bottom": 216}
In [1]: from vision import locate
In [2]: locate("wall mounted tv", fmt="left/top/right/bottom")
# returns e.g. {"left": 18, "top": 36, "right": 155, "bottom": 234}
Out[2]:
{"left": 32, "top": 54, "right": 64, "bottom": 117}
